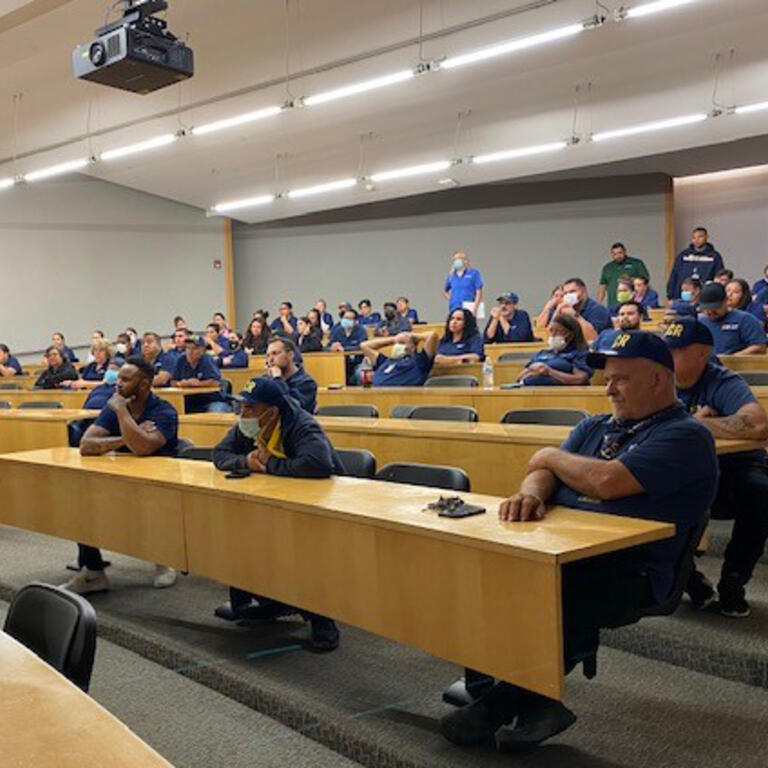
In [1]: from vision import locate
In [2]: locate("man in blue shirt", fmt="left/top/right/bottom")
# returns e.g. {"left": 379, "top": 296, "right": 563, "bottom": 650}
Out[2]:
{"left": 484, "top": 293, "right": 534, "bottom": 343}
{"left": 328, "top": 309, "right": 367, "bottom": 351}
{"left": 698, "top": 282, "right": 766, "bottom": 355}
{"left": 632, "top": 275, "right": 660, "bottom": 310}
{"left": 0, "top": 344, "right": 23, "bottom": 376}
{"left": 442, "top": 331, "right": 717, "bottom": 750}
{"left": 217, "top": 331, "right": 249, "bottom": 370}
{"left": 270, "top": 301, "right": 299, "bottom": 337}
{"left": 358, "top": 299, "right": 381, "bottom": 326}
{"left": 361, "top": 331, "right": 439, "bottom": 387}
{"left": 548, "top": 277, "right": 611, "bottom": 342}
{"left": 141, "top": 332, "right": 175, "bottom": 387}
{"left": 443, "top": 251, "right": 484, "bottom": 315}
{"left": 664, "top": 317, "right": 768, "bottom": 617}
{"left": 171, "top": 336, "right": 230, "bottom": 413}
{"left": 751, "top": 265, "right": 768, "bottom": 297}
{"left": 667, "top": 227, "right": 725, "bottom": 300}
{"left": 375, "top": 302, "right": 411, "bottom": 337}
{"left": 591, "top": 301, "right": 643, "bottom": 351}
{"left": 396, "top": 297, "right": 420, "bottom": 324}
{"left": 60, "top": 357, "right": 180, "bottom": 595}
{"left": 265, "top": 336, "right": 318, "bottom": 413}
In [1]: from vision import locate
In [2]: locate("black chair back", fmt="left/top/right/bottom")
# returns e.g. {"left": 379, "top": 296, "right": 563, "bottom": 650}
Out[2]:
{"left": 737, "top": 371, "right": 768, "bottom": 386}
{"left": 337, "top": 448, "right": 376, "bottom": 478}
{"left": 0, "top": 400, "right": 11, "bottom": 409}
{"left": 376, "top": 462, "right": 470, "bottom": 491}
{"left": 497, "top": 352, "right": 535, "bottom": 362}
{"left": 501, "top": 408, "right": 589, "bottom": 426}
{"left": 408, "top": 405, "right": 478, "bottom": 423}
{"left": 0, "top": 382, "right": 23, "bottom": 390}
{"left": 389, "top": 405, "right": 416, "bottom": 419}
{"left": 4, "top": 582, "right": 97, "bottom": 692}
{"left": 18, "top": 401, "right": 63, "bottom": 409}
{"left": 316, "top": 404, "right": 379, "bottom": 418}
{"left": 425, "top": 376, "right": 478, "bottom": 388}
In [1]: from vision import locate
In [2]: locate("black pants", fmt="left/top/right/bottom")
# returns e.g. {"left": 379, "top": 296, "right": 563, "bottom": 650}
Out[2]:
{"left": 229, "top": 587, "right": 326, "bottom": 623}
{"left": 79, "top": 544, "right": 107, "bottom": 571}
{"left": 709, "top": 460, "right": 768, "bottom": 584}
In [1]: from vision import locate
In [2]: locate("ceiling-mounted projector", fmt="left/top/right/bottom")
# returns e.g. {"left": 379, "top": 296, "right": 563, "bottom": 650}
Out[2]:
{"left": 72, "top": 0, "right": 193, "bottom": 95}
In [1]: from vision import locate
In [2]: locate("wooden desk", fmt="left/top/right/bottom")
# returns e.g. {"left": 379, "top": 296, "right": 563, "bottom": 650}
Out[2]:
{"left": 0, "top": 631, "right": 173, "bottom": 767}
{"left": 0, "top": 448, "right": 672, "bottom": 700}
{"left": 0, "top": 409, "right": 99, "bottom": 453}
{"left": 720, "top": 355, "right": 768, "bottom": 372}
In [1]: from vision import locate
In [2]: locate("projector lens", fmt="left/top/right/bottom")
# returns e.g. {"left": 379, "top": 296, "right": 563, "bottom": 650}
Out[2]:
{"left": 89, "top": 42, "right": 106, "bottom": 66}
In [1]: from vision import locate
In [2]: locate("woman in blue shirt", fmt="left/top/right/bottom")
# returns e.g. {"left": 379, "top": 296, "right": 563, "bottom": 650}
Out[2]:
{"left": 443, "top": 251, "right": 484, "bottom": 315}
{"left": 726, "top": 278, "right": 767, "bottom": 325}
{"left": 434, "top": 308, "right": 485, "bottom": 367}
{"left": 632, "top": 275, "right": 660, "bottom": 310}
{"left": 517, "top": 313, "right": 592, "bottom": 386}
{"left": 62, "top": 341, "right": 114, "bottom": 390}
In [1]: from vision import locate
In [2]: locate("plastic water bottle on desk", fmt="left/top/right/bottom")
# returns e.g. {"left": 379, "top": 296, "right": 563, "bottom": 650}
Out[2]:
{"left": 482, "top": 358, "right": 494, "bottom": 389}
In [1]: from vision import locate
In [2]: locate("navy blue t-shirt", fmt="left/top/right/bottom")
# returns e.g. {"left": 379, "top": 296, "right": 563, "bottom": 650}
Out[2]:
{"left": 373, "top": 351, "right": 433, "bottom": 387}
{"left": 699, "top": 309, "right": 766, "bottom": 354}
{"left": 591, "top": 328, "right": 620, "bottom": 352}
{"left": 79, "top": 361, "right": 108, "bottom": 381}
{"left": 483, "top": 310, "right": 534, "bottom": 343}
{"left": 271, "top": 316, "right": 298, "bottom": 334}
{"left": 522, "top": 345, "right": 592, "bottom": 386}
{"left": 83, "top": 383, "right": 116, "bottom": 411}
{"left": 553, "top": 405, "right": 718, "bottom": 601}
{"left": 636, "top": 289, "right": 660, "bottom": 310}
{"left": 445, "top": 269, "right": 483, "bottom": 311}
{"left": 2, "top": 355, "right": 23, "bottom": 375}
{"left": 547, "top": 298, "right": 611, "bottom": 333}
{"left": 172, "top": 353, "right": 223, "bottom": 409}
{"left": 328, "top": 324, "right": 367, "bottom": 350}
{"left": 359, "top": 312, "right": 381, "bottom": 326}
{"left": 93, "top": 392, "right": 178, "bottom": 456}
{"left": 437, "top": 333, "right": 485, "bottom": 360}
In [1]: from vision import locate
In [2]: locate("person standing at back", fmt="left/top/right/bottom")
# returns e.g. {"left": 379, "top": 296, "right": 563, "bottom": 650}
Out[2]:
{"left": 667, "top": 227, "right": 724, "bottom": 300}
{"left": 444, "top": 251, "right": 483, "bottom": 316}
{"left": 597, "top": 242, "right": 649, "bottom": 307}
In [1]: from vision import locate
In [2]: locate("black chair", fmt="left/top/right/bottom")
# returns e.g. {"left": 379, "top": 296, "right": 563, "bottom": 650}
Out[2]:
{"left": 316, "top": 404, "right": 379, "bottom": 418}
{"left": 337, "top": 448, "right": 376, "bottom": 478}
{"left": 408, "top": 405, "right": 478, "bottom": 423}
{"left": 18, "top": 401, "right": 63, "bottom": 409}
{"left": 389, "top": 405, "right": 417, "bottom": 419}
{"left": 425, "top": 376, "right": 479, "bottom": 388}
{"left": 501, "top": 408, "right": 589, "bottom": 426}
{"left": 376, "top": 462, "right": 470, "bottom": 492}
{"left": 497, "top": 352, "right": 535, "bottom": 362}
{"left": 178, "top": 445, "right": 215, "bottom": 462}
{"left": 0, "top": 400, "right": 11, "bottom": 409}
{"left": 737, "top": 371, "right": 768, "bottom": 386}
{"left": 0, "top": 381, "right": 23, "bottom": 390}
{"left": 4, "top": 582, "right": 97, "bottom": 692}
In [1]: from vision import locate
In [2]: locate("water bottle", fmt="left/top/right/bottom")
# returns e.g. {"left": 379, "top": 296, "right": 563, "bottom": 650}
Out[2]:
{"left": 482, "top": 358, "right": 494, "bottom": 390}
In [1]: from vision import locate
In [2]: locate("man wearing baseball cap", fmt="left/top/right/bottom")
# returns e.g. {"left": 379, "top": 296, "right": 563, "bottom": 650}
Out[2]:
{"left": 698, "top": 282, "right": 766, "bottom": 356}
{"left": 211, "top": 377, "right": 344, "bottom": 650}
{"left": 171, "top": 335, "right": 231, "bottom": 413}
{"left": 664, "top": 317, "right": 768, "bottom": 617}
{"left": 442, "top": 331, "right": 717, "bottom": 751}
{"left": 483, "top": 292, "right": 534, "bottom": 344}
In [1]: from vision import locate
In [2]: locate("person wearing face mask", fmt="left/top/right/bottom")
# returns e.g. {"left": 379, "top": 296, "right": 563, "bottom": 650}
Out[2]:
{"left": 597, "top": 242, "right": 649, "bottom": 308}
{"left": 608, "top": 280, "right": 650, "bottom": 321}
{"left": 328, "top": 309, "right": 367, "bottom": 351}
{"left": 60, "top": 357, "right": 179, "bottom": 595}
{"left": 632, "top": 275, "right": 660, "bottom": 311}
{"left": 484, "top": 293, "right": 534, "bottom": 343}
{"left": 217, "top": 331, "right": 249, "bottom": 369}
{"left": 360, "top": 330, "right": 439, "bottom": 387}
{"left": 678, "top": 277, "right": 702, "bottom": 309}
{"left": 667, "top": 227, "right": 725, "bottom": 301}
{"left": 434, "top": 309, "right": 485, "bottom": 366}
{"left": 113, "top": 332, "right": 132, "bottom": 362}
{"left": 698, "top": 282, "right": 767, "bottom": 356}
{"left": 517, "top": 314, "right": 591, "bottom": 386}
{"left": 592, "top": 301, "right": 644, "bottom": 351}
{"left": 550, "top": 278, "right": 611, "bottom": 342}
{"left": 211, "top": 377, "right": 344, "bottom": 650}
{"left": 444, "top": 251, "right": 484, "bottom": 315}
{"left": 375, "top": 302, "right": 412, "bottom": 337}
{"left": 265, "top": 336, "right": 317, "bottom": 413}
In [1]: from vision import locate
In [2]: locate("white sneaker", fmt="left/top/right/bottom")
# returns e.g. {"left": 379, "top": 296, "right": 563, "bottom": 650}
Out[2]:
{"left": 60, "top": 569, "right": 110, "bottom": 595}
{"left": 153, "top": 564, "right": 177, "bottom": 589}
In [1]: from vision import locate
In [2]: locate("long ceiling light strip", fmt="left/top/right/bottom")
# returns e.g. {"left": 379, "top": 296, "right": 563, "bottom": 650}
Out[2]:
{"left": 99, "top": 133, "right": 177, "bottom": 161}
{"left": 591, "top": 113, "right": 707, "bottom": 142}
{"left": 369, "top": 160, "right": 452, "bottom": 182}
{"left": 734, "top": 100, "right": 768, "bottom": 115}
{"left": 0, "top": 177, "right": 14, "bottom": 189}
{"left": 23, "top": 158, "right": 91, "bottom": 182}
{"left": 286, "top": 177, "right": 358, "bottom": 199}
{"left": 618, "top": 0, "right": 700, "bottom": 20}
{"left": 191, "top": 105, "right": 284, "bottom": 137}
{"left": 472, "top": 141, "right": 567, "bottom": 164}
{"left": 213, "top": 194, "right": 275, "bottom": 213}
{"left": 303, "top": 70, "right": 416, "bottom": 106}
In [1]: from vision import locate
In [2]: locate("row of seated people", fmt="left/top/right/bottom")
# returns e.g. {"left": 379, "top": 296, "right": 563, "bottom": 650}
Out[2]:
{"left": 51, "top": 321, "right": 768, "bottom": 751}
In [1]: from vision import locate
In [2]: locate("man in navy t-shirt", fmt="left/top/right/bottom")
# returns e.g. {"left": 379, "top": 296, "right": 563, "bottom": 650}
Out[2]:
{"left": 664, "top": 317, "right": 768, "bottom": 617}
{"left": 60, "top": 357, "right": 180, "bottom": 596}
{"left": 171, "top": 335, "right": 230, "bottom": 413}
{"left": 361, "top": 331, "right": 438, "bottom": 387}
{"left": 591, "top": 301, "right": 643, "bottom": 351}
{"left": 0, "top": 343, "right": 23, "bottom": 376}
{"left": 484, "top": 293, "right": 534, "bottom": 343}
{"left": 141, "top": 331, "right": 175, "bottom": 387}
{"left": 548, "top": 277, "right": 611, "bottom": 342}
{"left": 698, "top": 282, "right": 766, "bottom": 355}
{"left": 442, "top": 331, "right": 717, "bottom": 751}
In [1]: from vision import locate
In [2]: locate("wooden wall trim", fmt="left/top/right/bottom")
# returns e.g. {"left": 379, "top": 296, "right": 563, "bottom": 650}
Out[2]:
{"left": 223, "top": 218, "right": 237, "bottom": 328}
{"left": 664, "top": 176, "right": 675, "bottom": 295}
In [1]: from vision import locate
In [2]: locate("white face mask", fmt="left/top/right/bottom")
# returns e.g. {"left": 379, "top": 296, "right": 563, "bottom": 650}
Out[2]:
{"left": 390, "top": 343, "right": 408, "bottom": 359}
{"left": 238, "top": 418, "right": 261, "bottom": 440}
{"left": 563, "top": 292, "right": 580, "bottom": 306}
{"left": 548, "top": 335, "right": 567, "bottom": 352}
{"left": 115, "top": 343, "right": 128, "bottom": 355}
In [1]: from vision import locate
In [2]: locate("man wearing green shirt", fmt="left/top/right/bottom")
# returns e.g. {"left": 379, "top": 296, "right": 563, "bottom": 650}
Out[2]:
{"left": 597, "top": 242, "right": 650, "bottom": 307}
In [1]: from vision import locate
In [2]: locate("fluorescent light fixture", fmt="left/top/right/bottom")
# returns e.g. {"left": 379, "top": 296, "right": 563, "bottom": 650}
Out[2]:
{"left": 734, "top": 100, "right": 768, "bottom": 115}
{"left": 0, "top": 177, "right": 14, "bottom": 190}
{"left": 99, "top": 133, "right": 177, "bottom": 161}
{"left": 303, "top": 70, "right": 414, "bottom": 106}
{"left": 370, "top": 160, "right": 451, "bottom": 182}
{"left": 286, "top": 178, "right": 357, "bottom": 199}
{"left": 472, "top": 141, "right": 567, "bottom": 164}
{"left": 441, "top": 23, "right": 585, "bottom": 70}
{"left": 212, "top": 194, "right": 275, "bottom": 214}
{"left": 191, "top": 106, "right": 283, "bottom": 136}
{"left": 622, "top": 0, "right": 698, "bottom": 19}
{"left": 591, "top": 113, "right": 707, "bottom": 142}
{"left": 23, "top": 158, "right": 90, "bottom": 182}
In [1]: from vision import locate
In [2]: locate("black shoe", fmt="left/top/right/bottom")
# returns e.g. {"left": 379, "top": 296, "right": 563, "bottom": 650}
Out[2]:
{"left": 214, "top": 600, "right": 242, "bottom": 621}
{"left": 440, "top": 700, "right": 501, "bottom": 747}
{"left": 309, "top": 618, "right": 339, "bottom": 652}
{"left": 686, "top": 569, "right": 715, "bottom": 610}
{"left": 495, "top": 698, "right": 577, "bottom": 752}
{"left": 718, "top": 573, "right": 751, "bottom": 618}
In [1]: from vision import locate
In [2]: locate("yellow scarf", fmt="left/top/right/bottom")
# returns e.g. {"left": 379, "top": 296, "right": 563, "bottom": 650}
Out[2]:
{"left": 260, "top": 420, "right": 287, "bottom": 459}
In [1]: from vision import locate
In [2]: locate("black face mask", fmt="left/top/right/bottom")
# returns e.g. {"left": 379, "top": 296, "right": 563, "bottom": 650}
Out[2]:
{"left": 385, "top": 310, "right": 395, "bottom": 320}
{"left": 229, "top": 341, "right": 240, "bottom": 351}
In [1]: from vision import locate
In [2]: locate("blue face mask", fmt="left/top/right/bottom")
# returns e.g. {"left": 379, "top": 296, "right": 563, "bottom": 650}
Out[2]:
{"left": 681, "top": 290, "right": 693, "bottom": 302}
{"left": 103, "top": 369, "right": 119, "bottom": 385}
{"left": 238, "top": 418, "right": 261, "bottom": 440}
{"left": 453, "top": 259, "right": 464, "bottom": 270}
{"left": 341, "top": 318, "right": 355, "bottom": 330}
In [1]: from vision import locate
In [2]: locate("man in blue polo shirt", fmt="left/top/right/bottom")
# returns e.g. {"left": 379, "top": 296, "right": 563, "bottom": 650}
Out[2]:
{"left": 270, "top": 301, "right": 299, "bottom": 337}
{"left": 667, "top": 227, "right": 725, "bottom": 300}
{"left": 591, "top": 301, "right": 643, "bottom": 351}
{"left": 0, "top": 344, "right": 23, "bottom": 376}
{"left": 358, "top": 299, "right": 381, "bottom": 326}
{"left": 171, "top": 335, "right": 230, "bottom": 413}
{"left": 549, "top": 277, "right": 611, "bottom": 342}
{"left": 663, "top": 317, "right": 768, "bottom": 617}
{"left": 698, "top": 282, "right": 766, "bottom": 355}
{"left": 361, "top": 331, "right": 439, "bottom": 387}
{"left": 442, "top": 331, "right": 717, "bottom": 751}
{"left": 375, "top": 302, "right": 411, "bottom": 337}
{"left": 140, "top": 331, "right": 175, "bottom": 387}
{"left": 328, "top": 308, "right": 367, "bottom": 351}
{"left": 444, "top": 251, "right": 484, "bottom": 315}
{"left": 60, "top": 357, "right": 179, "bottom": 595}
{"left": 484, "top": 293, "right": 534, "bottom": 343}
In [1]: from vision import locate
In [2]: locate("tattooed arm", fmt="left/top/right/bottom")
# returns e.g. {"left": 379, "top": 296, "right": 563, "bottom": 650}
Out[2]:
{"left": 694, "top": 402, "right": 768, "bottom": 441}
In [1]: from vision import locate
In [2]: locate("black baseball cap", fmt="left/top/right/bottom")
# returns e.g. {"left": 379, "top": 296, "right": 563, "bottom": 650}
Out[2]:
{"left": 662, "top": 317, "right": 714, "bottom": 349}
{"left": 586, "top": 330, "right": 674, "bottom": 372}
{"left": 497, "top": 292, "right": 519, "bottom": 304}
{"left": 698, "top": 282, "right": 726, "bottom": 310}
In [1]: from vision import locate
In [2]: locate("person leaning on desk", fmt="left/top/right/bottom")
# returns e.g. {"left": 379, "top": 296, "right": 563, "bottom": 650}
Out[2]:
{"left": 442, "top": 331, "right": 718, "bottom": 753}
{"left": 211, "top": 377, "right": 344, "bottom": 651}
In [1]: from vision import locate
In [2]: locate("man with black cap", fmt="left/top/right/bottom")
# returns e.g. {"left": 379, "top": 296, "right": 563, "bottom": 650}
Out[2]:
{"left": 171, "top": 335, "right": 231, "bottom": 413}
{"left": 698, "top": 282, "right": 766, "bottom": 355}
{"left": 441, "top": 331, "right": 717, "bottom": 752}
{"left": 211, "top": 377, "right": 343, "bottom": 650}
{"left": 664, "top": 317, "right": 768, "bottom": 617}
{"left": 483, "top": 292, "right": 534, "bottom": 343}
